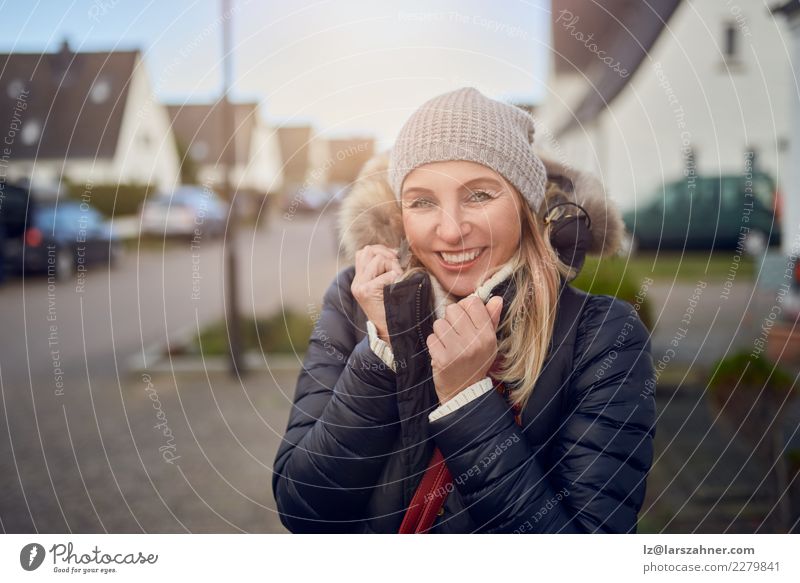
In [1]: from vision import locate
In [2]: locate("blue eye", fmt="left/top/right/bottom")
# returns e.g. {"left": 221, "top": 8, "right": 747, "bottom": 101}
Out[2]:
{"left": 409, "top": 198, "right": 434, "bottom": 208}
{"left": 469, "top": 190, "right": 495, "bottom": 202}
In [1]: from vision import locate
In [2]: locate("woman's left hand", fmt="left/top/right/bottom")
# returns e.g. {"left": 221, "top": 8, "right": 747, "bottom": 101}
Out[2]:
{"left": 427, "top": 295, "right": 504, "bottom": 405}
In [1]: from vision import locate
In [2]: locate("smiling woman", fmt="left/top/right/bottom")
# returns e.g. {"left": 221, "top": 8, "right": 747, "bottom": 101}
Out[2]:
{"left": 400, "top": 161, "right": 523, "bottom": 299}
{"left": 272, "top": 87, "right": 656, "bottom": 534}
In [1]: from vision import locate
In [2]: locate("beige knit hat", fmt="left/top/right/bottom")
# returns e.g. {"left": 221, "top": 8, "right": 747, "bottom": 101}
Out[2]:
{"left": 388, "top": 86, "right": 548, "bottom": 213}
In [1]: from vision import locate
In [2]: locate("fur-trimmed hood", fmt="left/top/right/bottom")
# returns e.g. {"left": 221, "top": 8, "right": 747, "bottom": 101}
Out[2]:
{"left": 337, "top": 151, "right": 624, "bottom": 280}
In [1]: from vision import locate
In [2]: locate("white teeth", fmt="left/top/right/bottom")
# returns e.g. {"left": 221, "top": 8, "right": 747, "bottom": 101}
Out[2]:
{"left": 439, "top": 248, "right": 482, "bottom": 264}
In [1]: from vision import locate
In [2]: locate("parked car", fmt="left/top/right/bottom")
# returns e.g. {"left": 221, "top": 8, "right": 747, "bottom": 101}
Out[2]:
{"left": 622, "top": 172, "right": 781, "bottom": 253}
{"left": 2, "top": 188, "right": 121, "bottom": 280}
{"left": 140, "top": 186, "right": 228, "bottom": 239}
{"left": 282, "top": 184, "right": 342, "bottom": 215}
{"left": 0, "top": 183, "right": 31, "bottom": 284}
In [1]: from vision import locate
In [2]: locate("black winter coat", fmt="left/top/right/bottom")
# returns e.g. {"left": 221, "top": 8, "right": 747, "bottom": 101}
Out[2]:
{"left": 271, "top": 152, "right": 657, "bottom": 533}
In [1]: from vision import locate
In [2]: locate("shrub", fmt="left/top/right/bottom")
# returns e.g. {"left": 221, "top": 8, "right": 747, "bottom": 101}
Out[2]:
{"left": 571, "top": 256, "right": 654, "bottom": 330}
{"left": 64, "top": 181, "right": 155, "bottom": 217}
{"left": 194, "top": 310, "right": 314, "bottom": 356}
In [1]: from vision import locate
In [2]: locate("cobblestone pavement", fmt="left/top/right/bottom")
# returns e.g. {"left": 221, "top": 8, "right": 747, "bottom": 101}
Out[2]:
{"left": 1, "top": 367, "right": 297, "bottom": 533}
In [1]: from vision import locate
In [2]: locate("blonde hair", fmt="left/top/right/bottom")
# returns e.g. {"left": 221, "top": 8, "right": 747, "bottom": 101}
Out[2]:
{"left": 399, "top": 177, "right": 574, "bottom": 411}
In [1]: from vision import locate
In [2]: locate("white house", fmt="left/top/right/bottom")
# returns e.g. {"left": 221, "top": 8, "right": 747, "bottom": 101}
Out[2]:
{"left": 166, "top": 101, "right": 284, "bottom": 196}
{"left": 537, "top": 0, "right": 791, "bottom": 212}
{"left": 0, "top": 41, "right": 181, "bottom": 194}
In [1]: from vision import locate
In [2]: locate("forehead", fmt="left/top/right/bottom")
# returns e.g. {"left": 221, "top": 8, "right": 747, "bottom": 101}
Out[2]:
{"left": 402, "top": 160, "right": 505, "bottom": 192}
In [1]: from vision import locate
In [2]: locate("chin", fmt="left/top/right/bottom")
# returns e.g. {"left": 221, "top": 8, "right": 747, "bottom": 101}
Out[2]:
{"left": 420, "top": 250, "right": 494, "bottom": 298}
{"left": 439, "top": 277, "right": 475, "bottom": 298}
{"left": 430, "top": 265, "right": 484, "bottom": 298}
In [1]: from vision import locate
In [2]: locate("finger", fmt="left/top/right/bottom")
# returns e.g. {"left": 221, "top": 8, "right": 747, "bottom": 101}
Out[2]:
{"left": 444, "top": 302, "right": 474, "bottom": 337}
{"left": 362, "top": 254, "right": 386, "bottom": 281}
{"left": 365, "top": 244, "right": 399, "bottom": 264}
{"left": 459, "top": 295, "right": 491, "bottom": 332}
{"left": 487, "top": 296, "right": 503, "bottom": 329}
{"left": 426, "top": 333, "right": 444, "bottom": 361}
{"left": 373, "top": 269, "right": 400, "bottom": 288}
{"left": 389, "top": 256, "right": 403, "bottom": 276}
{"left": 354, "top": 247, "right": 365, "bottom": 275}
{"left": 356, "top": 245, "right": 396, "bottom": 275}
{"left": 371, "top": 243, "right": 400, "bottom": 258}
{"left": 432, "top": 318, "right": 455, "bottom": 350}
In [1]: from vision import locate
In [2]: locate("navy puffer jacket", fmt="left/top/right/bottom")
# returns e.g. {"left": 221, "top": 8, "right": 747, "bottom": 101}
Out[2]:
{"left": 271, "top": 153, "right": 657, "bottom": 533}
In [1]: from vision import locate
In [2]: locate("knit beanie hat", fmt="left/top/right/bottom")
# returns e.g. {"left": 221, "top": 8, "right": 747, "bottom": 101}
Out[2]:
{"left": 388, "top": 86, "right": 548, "bottom": 213}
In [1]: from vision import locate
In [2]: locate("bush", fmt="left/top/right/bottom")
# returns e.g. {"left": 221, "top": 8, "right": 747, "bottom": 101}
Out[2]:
{"left": 194, "top": 310, "right": 314, "bottom": 356}
{"left": 708, "top": 351, "right": 794, "bottom": 396}
{"left": 571, "top": 256, "right": 654, "bottom": 330}
{"left": 64, "top": 181, "right": 155, "bottom": 217}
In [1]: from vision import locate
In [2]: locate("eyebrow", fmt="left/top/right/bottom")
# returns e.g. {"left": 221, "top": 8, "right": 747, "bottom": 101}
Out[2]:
{"left": 402, "top": 176, "right": 504, "bottom": 198}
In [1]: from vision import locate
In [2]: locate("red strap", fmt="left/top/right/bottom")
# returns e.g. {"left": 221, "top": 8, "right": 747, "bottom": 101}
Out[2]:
{"left": 399, "top": 357, "right": 520, "bottom": 534}
{"left": 398, "top": 447, "right": 452, "bottom": 534}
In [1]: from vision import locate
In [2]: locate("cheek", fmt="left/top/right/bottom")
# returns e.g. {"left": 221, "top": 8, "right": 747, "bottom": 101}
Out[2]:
{"left": 402, "top": 216, "right": 432, "bottom": 249}
{"left": 483, "top": 205, "right": 522, "bottom": 246}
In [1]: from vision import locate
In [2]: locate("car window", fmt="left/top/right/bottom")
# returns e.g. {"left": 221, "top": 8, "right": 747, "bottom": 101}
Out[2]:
{"left": 751, "top": 173, "right": 776, "bottom": 211}
{"left": 719, "top": 177, "right": 742, "bottom": 209}
{"left": 664, "top": 180, "right": 691, "bottom": 213}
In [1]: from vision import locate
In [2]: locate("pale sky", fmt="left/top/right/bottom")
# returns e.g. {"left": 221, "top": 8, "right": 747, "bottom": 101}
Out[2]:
{"left": 0, "top": 0, "right": 551, "bottom": 148}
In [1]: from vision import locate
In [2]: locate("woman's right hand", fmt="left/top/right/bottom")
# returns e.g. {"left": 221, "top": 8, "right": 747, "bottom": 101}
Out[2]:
{"left": 351, "top": 244, "right": 403, "bottom": 345}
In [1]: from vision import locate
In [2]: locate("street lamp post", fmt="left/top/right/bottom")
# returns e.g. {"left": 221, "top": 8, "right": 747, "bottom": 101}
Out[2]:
{"left": 221, "top": 0, "right": 244, "bottom": 376}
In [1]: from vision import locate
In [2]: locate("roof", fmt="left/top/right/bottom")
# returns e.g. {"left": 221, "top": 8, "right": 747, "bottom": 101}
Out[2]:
{"left": 552, "top": 0, "right": 682, "bottom": 135}
{"left": 166, "top": 101, "right": 258, "bottom": 167}
{"left": 0, "top": 42, "right": 138, "bottom": 160}
{"left": 771, "top": 0, "right": 800, "bottom": 18}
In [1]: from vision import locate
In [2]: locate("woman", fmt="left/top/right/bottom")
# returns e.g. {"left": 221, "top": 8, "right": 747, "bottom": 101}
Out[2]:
{"left": 272, "top": 87, "right": 656, "bottom": 533}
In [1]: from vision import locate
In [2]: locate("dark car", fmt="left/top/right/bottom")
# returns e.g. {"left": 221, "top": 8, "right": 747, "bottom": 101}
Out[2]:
{"left": 0, "top": 183, "right": 31, "bottom": 284}
{"left": 2, "top": 193, "right": 121, "bottom": 280}
{"left": 622, "top": 172, "right": 781, "bottom": 253}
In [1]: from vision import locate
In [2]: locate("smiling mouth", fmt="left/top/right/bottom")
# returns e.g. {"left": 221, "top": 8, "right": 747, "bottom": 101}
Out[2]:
{"left": 436, "top": 247, "right": 485, "bottom": 265}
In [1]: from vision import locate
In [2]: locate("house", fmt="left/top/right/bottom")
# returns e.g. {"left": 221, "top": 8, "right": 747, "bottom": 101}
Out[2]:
{"left": 537, "top": 0, "right": 791, "bottom": 211}
{"left": 324, "top": 137, "right": 375, "bottom": 188}
{"left": 275, "top": 125, "right": 329, "bottom": 193}
{"left": 166, "top": 101, "right": 284, "bottom": 199}
{"left": 274, "top": 127, "right": 374, "bottom": 211}
{"left": 0, "top": 41, "right": 180, "bottom": 195}
{"left": 771, "top": 1, "right": 800, "bottom": 257}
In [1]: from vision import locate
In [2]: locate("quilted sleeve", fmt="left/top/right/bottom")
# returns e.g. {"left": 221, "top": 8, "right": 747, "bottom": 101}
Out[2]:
{"left": 272, "top": 267, "right": 400, "bottom": 533}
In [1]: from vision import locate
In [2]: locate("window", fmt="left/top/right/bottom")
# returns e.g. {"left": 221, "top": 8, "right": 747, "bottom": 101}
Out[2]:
{"left": 89, "top": 78, "right": 112, "bottom": 104}
{"left": 724, "top": 22, "right": 738, "bottom": 60}
{"left": 21, "top": 119, "right": 41, "bottom": 146}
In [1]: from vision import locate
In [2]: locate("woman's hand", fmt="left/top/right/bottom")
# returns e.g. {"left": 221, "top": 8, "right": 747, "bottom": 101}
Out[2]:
{"left": 427, "top": 295, "right": 504, "bottom": 405}
{"left": 351, "top": 244, "right": 403, "bottom": 345}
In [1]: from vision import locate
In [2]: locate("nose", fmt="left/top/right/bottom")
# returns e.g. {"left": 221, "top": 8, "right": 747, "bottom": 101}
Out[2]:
{"left": 436, "top": 205, "right": 471, "bottom": 245}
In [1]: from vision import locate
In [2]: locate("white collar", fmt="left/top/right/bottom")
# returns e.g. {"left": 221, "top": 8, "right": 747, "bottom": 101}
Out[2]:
{"left": 429, "top": 258, "right": 516, "bottom": 320}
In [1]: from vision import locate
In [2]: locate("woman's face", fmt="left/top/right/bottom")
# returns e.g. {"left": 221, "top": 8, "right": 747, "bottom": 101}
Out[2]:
{"left": 400, "top": 160, "right": 523, "bottom": 298}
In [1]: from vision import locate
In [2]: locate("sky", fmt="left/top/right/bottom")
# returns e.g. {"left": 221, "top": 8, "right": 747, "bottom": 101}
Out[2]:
{"left": 0, "top": 0, "right": 551, "bottom": 148}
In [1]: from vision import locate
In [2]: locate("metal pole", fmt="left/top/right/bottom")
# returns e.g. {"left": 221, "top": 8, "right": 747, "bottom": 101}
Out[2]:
{"left": 222, "top": 0, "right": 244, "bottom": 376}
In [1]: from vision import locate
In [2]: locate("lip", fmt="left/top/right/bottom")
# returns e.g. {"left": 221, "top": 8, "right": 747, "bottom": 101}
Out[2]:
{"left": 435, "top": 247, "right": 486, "bottom": 271}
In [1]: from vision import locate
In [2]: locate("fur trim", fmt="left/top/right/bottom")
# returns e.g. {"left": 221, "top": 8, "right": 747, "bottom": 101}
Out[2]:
{"left": 337, "top": 151, "right": 624, "bottom": 269}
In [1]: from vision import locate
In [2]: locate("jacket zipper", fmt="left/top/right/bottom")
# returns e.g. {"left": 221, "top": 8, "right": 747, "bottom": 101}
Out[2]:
{"left": 415, "top": 280, "right": 426, "bottom": 352}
